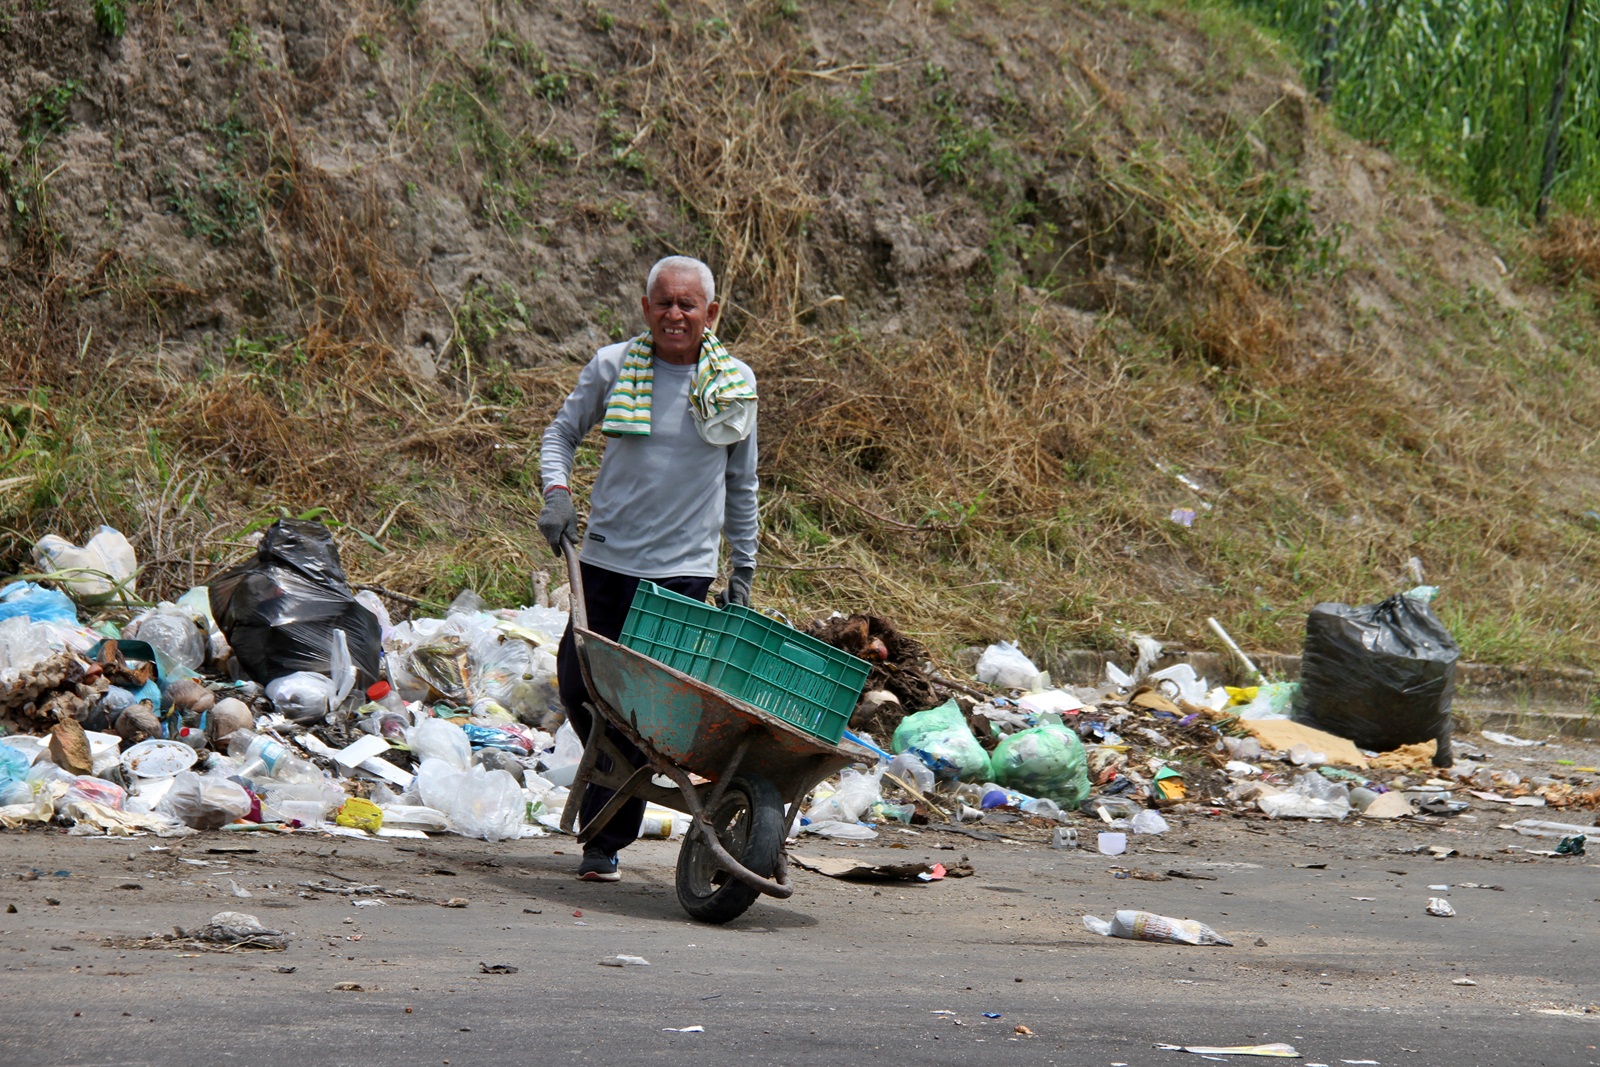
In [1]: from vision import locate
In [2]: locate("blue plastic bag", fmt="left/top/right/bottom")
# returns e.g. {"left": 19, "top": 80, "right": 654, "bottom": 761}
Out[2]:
{"left": 0, "top": 582, "right": 78, "bottom": 626}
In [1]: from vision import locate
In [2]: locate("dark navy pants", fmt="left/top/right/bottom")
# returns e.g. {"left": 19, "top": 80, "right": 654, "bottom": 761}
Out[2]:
{"left": 556, "top": 562, "right": 713, "bottom": 856}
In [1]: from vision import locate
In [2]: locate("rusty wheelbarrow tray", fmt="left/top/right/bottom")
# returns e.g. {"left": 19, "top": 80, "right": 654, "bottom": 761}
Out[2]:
{"left": 558, "top": 542, "right": 869, "bottom": 923}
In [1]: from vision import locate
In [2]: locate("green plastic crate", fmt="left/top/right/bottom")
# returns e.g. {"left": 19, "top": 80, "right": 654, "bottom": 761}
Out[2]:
{"left": 618, "top": 582, "right": 727, "bottom": 681}
{"left": 699, "top": 605, "right": 871, "bottom": 744}
{"left": 618, "top": 584, "right": 871, "bottom": 744}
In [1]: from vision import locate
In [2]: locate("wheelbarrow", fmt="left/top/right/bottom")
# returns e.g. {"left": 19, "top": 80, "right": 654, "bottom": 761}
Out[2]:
{"left": 558, "top": 541, "right": 872, "bottom": 924}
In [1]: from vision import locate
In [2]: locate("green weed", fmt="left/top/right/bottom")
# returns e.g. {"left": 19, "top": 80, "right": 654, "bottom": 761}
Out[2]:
{"left": 92, "top": 0, "right": 126, "bottom": 37}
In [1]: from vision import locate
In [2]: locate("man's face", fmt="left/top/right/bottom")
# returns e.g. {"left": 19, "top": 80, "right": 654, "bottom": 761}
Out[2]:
{"left": 641, "top": 268, "right": 718, "bottom": 365}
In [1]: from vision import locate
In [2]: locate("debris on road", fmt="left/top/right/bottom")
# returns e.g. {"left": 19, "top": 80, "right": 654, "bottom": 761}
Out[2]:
{"left": 1426, "top": 898, "right": 1456, "bottom": 917}
{"left": 1083, "top": 910, "right": 1233, "bottom": 946}
{"left": 599, "top": 955, "right": 651, "bottom": 967}
{"left": 790, "top": 854, "right": 972, "bottom": 881}
{"left": 1155, "top": 1042, "right": 1300, "bottom": 1057}
{"left": 118, "top": 910, "right": 291, "bottom": 952}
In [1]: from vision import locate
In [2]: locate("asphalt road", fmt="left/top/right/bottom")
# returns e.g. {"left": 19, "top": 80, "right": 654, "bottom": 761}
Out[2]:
{"left": 0, "top": 800, "right": 1594, "bottom": 1067}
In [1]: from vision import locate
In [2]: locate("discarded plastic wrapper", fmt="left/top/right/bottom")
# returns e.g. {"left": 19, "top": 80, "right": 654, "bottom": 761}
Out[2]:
{"left": 975, "top": 640, "right": 1046, "bottom": 690}
{"left": 1426, "top": 897, "right": 1456, "bottom": 917}
{"left": 1155, "top": 1042, "right": 1300, "bottom": 1058}
{"left": 806, "top": 766, "right": 883, "bottom": 824}
{"left": 599, "top": 955, "right": 650, "bottom": 967}
{"left": 1554, "top": 835, "right": 1586, "bottom": 855}
{"left": 1481, "top": 730, "right": 1542, "bottom": 747}
{"left": 1083, "top": 910, "right": 1233, "bottom": 946}
{"left": 1505, "top": 818, "right": 1599, "bottom": 838}
{"left": 800, "top": 819, "right": 877, "bottom": 840}
{"left": 1152, "top": 766, "right": 1186, "bottom": 801}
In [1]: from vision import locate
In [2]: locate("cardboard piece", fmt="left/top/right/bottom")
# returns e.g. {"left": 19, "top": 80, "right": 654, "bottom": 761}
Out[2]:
{"left": 1241, "top": 719, "right": 1368, "bottom": 768}
{"left": 1359, "top": 791, "right": 1414, "bottom": 820}
{"left": 790, "top": 854, "right": 973, "bottom": 882}
{"left": 1368, "top": 739, "right": 1437, "bottom": 771}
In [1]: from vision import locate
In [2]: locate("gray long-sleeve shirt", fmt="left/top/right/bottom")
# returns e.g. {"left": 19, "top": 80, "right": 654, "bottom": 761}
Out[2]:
{"left": 539, "top": 340, "right": 758, "bottom": 579}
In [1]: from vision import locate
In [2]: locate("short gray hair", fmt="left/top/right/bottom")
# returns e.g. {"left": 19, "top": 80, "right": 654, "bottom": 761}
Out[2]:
{"left": 646, "top": 256, "right": 716, "bottom": 303}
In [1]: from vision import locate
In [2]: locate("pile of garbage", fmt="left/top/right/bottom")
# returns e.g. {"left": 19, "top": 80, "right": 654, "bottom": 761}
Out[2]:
{"left": 796, "top": 594, "right": 1598, "bottom": 844}
{"left": 2, "top": 529, "right": 1593, "bottom": 852}
{"left": 0, "top": 520, "right": 623, "bottom": 842}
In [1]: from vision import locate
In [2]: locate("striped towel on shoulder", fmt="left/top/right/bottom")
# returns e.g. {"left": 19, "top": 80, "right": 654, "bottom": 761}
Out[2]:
{"left": 602, "top": 331, "right": 756, "bottom": 439}
{"left": 600, "top": 334, "right": 657, "bottom": 436}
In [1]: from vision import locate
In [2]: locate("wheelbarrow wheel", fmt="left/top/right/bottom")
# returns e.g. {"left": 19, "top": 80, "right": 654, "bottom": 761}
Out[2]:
{"left": 676, "top": 774, "right": 784, "bottom": 925}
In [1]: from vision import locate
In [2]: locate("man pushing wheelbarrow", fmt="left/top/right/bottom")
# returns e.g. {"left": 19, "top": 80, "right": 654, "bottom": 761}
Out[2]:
{"left": 537, "top": 255, "right": 759, "bottom": 884}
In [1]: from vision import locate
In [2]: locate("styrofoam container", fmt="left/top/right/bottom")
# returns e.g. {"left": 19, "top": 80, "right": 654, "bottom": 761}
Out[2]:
{"left": 120, "top": 739, "right": 198, "bottom": 778}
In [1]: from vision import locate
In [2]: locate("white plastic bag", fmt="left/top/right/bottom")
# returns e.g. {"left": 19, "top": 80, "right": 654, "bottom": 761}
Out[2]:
{"left": 266, "top": 671, "right": 336, "bottom": 724}
{"left": 545, "top": 720, "right": 584, "bottom": 770}
{"left": 406, "top": 717, "right": 471, "bottom": 771}
{"left": 353, "top": 590, "right": 393, "bottom": 642}
{"left": 32, "top": 526, "right": 137, "bottom": 603}
{"left": 0, "top": 616, "right": 53, "bottom": 677}
{"left": 328, "top": 629, "right": 356, "bottom": 708}
{"left": 124, "top": 604, "right": 207, "bottom": 671}
{"left": 416, "top": 758, "right": 525, "bottom": 841}
{"left": 976, "top": 641, "right": 1046, "bottom": 690}
{"left": 806, "top": 767, "right": 883, "bottom": 824}
{"left": 1130, "top": 809, "right": 1170, "bottom": 835}
{"left": 1258, "top": 771, "right": 1350, "bottom": 820}
{"left": 157, "top": 771, "right": 252, "bottom": 830}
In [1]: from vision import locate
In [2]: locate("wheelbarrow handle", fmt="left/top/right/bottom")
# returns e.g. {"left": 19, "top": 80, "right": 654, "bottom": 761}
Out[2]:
{"left": 561, "top": 536, "right": 587, "bottom": 632}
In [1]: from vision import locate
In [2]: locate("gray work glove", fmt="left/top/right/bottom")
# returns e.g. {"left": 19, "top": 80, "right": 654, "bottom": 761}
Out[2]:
{"left": 719, "top": 565, "right": 754, "bottom": 609}
{"left": 536, "top": 487, "right": 578, "bottom": 556}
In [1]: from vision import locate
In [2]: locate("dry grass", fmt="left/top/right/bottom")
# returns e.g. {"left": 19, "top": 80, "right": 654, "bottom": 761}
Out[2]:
{"left": 1534, "top": 213, "right": 1600, "bottom": 292}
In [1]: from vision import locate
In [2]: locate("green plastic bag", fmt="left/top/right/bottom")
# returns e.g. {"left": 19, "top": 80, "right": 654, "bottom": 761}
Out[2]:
{"left": 990, "top": 723, "right": 1090, "bottom": 808}
{"left": 890, "top": 699, "right": 991, "bottom": 783}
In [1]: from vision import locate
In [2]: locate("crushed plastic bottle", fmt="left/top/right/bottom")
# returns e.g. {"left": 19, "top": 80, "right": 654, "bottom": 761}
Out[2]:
{"left": 227, "top": 731, "right": 320, "bottom": 783}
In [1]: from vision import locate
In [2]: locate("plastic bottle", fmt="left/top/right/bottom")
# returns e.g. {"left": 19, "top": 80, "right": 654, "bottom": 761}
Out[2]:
{"left": 227, "top": 731, "right": 318, "bottom": 783}
{"left": 366, "top": 680, "right": 408, "bottom": 716}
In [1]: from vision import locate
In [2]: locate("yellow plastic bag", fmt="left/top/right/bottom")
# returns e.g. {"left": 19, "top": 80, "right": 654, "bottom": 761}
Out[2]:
{"left": 334, "top": 797, "right": 383, "bottom": 833}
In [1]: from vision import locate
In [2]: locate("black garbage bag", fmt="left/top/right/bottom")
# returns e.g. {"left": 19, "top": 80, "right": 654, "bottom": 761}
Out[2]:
{"left": 209, "top": 520, "right": 381, "bottom": 689}
{"left": 1292, "top": 592, "right": 1458, "bottom": 767}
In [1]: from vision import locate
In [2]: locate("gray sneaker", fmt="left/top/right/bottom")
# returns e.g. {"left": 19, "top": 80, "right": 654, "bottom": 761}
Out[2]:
{"left": 577, "top": 848, "right": 620, "bottom": 882}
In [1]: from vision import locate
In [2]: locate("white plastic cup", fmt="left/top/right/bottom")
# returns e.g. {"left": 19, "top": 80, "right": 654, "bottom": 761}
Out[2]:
{"left": 1097, "top": 831, "right": 1127, "bottom": 856}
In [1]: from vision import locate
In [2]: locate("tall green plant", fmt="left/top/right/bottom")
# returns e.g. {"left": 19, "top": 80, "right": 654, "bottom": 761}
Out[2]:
{"left": 1228, "top": 0, "right": 1600, "bottom": 215}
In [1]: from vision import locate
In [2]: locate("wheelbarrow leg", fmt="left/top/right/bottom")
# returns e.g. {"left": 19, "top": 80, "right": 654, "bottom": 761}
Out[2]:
{"left": 576, "top": 763, "right": 656, "bottom": 846}
{"left": 560, "top": 704, "right": 609, "bottom": 836}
